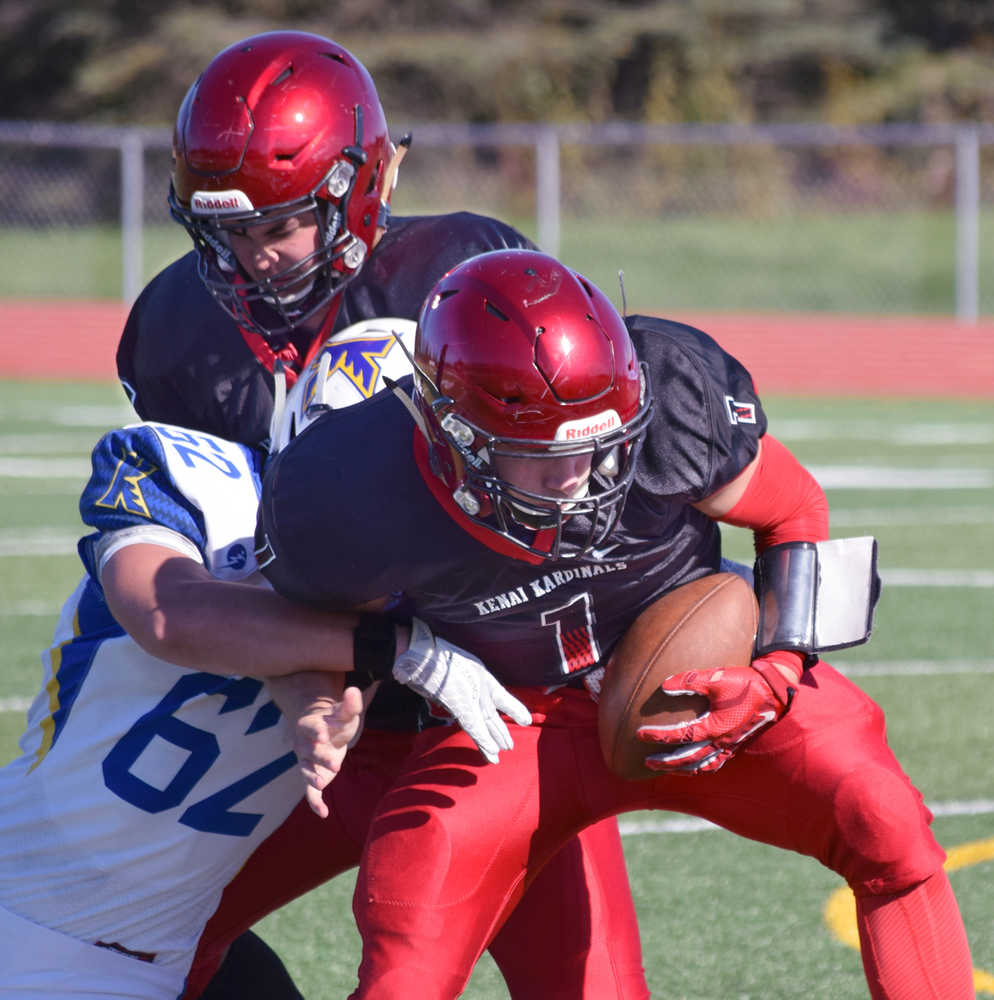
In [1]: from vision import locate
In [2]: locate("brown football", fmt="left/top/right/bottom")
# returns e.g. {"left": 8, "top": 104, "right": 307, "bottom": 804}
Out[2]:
{"left": 598, "top": 572, "right": 759, "bottom": 780}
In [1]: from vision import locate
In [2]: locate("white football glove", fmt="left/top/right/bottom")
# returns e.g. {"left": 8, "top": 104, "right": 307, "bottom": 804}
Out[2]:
{"left": 392, "top": 618, "right": 532, "bottom": 764}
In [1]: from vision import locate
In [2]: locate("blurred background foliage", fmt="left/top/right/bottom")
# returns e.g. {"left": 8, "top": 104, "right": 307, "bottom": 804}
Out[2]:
{"left": 2, "top": 0, "right": 993, "bottom": 128}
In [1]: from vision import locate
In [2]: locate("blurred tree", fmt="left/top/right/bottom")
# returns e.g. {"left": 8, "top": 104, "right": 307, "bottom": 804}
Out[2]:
{"left": 879, "top": 0, "right": 994, "bottom": 51}
{"left": 0, "top": 0, "right": 991, "bottom": 125}
{"left": 0, "top": 1, "right": 100, "bottom": 117}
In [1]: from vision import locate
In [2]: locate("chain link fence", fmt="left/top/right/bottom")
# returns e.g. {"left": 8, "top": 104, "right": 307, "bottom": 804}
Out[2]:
{"left": 1, "top": 120, "right": 992, "bottom": 319}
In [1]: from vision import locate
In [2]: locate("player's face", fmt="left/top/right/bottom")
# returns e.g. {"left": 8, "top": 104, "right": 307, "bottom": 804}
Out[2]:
{"left": 494, "top": 452, "right": 593, "bottom": 505}
{"left": 224, "top": 211, "right": 322, "bottom": 304}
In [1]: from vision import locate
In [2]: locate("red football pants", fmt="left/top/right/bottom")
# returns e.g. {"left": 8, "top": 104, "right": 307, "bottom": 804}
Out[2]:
{"left": 183, "top": 732, "right": 648, "bottom": 1000}
{"left": 349, "top": 662, "right": 951, "bottom": 999}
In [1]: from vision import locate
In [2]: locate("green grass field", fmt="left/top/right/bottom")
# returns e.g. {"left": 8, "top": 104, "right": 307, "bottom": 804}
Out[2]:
{"left": 0, "top": 379, "right": 991, "bottom": 998}
{"left": 2, "top": 204, "right": 993, "bottom": 316}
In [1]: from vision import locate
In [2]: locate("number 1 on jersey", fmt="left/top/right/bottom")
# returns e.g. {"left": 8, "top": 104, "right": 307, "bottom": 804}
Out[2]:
{"left": 541, "top": 592, "right": 600, "bottom": 674}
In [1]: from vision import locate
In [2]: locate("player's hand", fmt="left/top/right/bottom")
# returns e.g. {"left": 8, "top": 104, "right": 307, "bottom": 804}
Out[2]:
{"left": 636, "top": 655, "right": 797, "bottom": 774}
{"left": 268, "top": 672, "right": 368, "bottom": 817}
{"left": 292, "top": 683, "right": 366, "bottom": 817}
{"left": 392, "top": 617, "right": 532, "bottom": 764}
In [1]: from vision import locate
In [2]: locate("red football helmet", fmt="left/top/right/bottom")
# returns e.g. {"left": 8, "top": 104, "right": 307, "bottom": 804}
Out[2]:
{"left": 413, "top": 249, "right": 653, "bottom": 560}
{"left": 169, "top": 31, "right": 394, "bottom": 345}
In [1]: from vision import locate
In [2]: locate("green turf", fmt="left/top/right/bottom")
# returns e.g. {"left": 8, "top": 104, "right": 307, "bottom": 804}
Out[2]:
{"left": 0, "top": 379, "right": 991, "bottom": 997}
{"left": 3, "top": 204, "right": 994, "bottom": 314}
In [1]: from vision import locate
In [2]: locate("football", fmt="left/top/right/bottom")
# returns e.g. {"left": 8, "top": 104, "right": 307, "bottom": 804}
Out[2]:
{"left": 598, "top": 572, "right": 759, "bottom": 780}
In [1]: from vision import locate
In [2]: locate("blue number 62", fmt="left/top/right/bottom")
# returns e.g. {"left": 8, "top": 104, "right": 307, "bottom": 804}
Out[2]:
{"left": 102, "top": 673, "right": 296, "bottom": 837}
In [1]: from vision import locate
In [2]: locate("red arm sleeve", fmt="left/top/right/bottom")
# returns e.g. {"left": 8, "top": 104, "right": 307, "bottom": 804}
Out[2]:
{"left": 720, "top": 435, "right": 829, "bottom": 553}
{"left": 719, "top": 435, "right": 828, "bottom": 680}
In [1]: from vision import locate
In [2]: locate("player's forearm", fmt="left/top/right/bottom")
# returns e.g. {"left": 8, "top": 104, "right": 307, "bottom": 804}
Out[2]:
{"left": 141, "top": 575, "right": 361, "bottom": 676}
{"left": 101, "top": 544, "right": 402, "bottom": 678}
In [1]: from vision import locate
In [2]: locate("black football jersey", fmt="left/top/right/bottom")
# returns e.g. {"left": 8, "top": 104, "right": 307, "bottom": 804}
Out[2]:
{"left": 259, "top": 315, "right": 766, "bottom": 691}
{"left": 116, "top": 213, "right": 537, "bottom": 447}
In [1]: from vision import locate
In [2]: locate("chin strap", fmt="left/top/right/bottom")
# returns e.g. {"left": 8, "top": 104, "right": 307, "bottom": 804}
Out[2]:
{"left": 267, "top": 359, "right": 288, "bottom": 456}
{"left": 383, "top": 375, "right": 429, "bottom": 439}
{"left": 377, "top": 133, "right": 411, "bottom": 230}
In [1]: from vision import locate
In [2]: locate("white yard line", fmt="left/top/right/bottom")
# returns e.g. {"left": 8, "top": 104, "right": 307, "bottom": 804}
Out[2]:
{"left": 0, "top": 531, "right": 83, "bottom": 557}
{"left": 2, "top": 600, "right": 63, "bottom": 617}
{"left": 829, "top": 506, "right": 994, "bottom": 526}
{"left": 810, "top": 466, "right": 993, "bottom": 489}
{"left": 0, "top": 403, "right": 133, "bottom": 427}
{"left": 772, "top": 420, "right": 994, "bottom": 446}
{"left": 0, "top": 433, "right": 111, "bottom": 454}
{"left": 619, "top": 797, "right": 994, "bottom": 835}
{"left": 0, "top": 457, "right": 93, "bottom": 479}
{"left": 836, "top": 659, "right": 994, "bottom": 676}
{"left": 881, "top": 568, "right": 994, "bottom": 587}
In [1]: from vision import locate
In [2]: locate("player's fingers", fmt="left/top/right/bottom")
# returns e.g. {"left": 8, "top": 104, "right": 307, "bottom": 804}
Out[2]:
{"left": 304, "top": 781, "right": 330, "bottom": 819}
{"left": 492, "top": 687, "right": 532, "bottom": 728}
{"left": 311, "top": 742, "right": 349, "bottom": 774}
{"left": 325, "top": 716, "right": 362, "bottom": 752}
{"left": 691, "top": 747, "right": 733, "bottom": 773}
{"left": 636, "top": 718, "right": 710, "bottom": 744}
{"left": 300, "top": 688, "right": 365, "bottom": 760}
{"left": 340, "top": 685, "right": 365, "bottom": 720}
{"left": 661, "top": 671, "right": 711, "bottom": 697}
{"left": 485, "top": 709, "right": 514, "bottom": 752}
{"left": 461, "top": 713, "right": 500, "bottom": 764}
{"left": 643, "top": 739, "right": 715, "bottom": 771}
{"left": 475, "top": 685, "right": 512, "bottom": 751}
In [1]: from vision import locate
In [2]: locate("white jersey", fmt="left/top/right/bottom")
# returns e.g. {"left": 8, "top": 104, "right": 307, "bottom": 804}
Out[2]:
{"left": 0, "top": 423, "right": 302, "bottom": 997}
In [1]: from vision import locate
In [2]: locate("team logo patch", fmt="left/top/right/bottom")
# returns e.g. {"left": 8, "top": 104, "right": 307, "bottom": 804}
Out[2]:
{"left": 724, "top": 395, "right": 757, "bottom": 425}
{"left": 225, "top": 543, "right": 248, "bottom": 571}
{"left": 301, "top": 336, "right": 396, "bottom": 408}
{"left": 190, "top": 188, "right": 254, "bottom": 215}
{"left": 94, "top": 449, "right": 157, "bottom": 518}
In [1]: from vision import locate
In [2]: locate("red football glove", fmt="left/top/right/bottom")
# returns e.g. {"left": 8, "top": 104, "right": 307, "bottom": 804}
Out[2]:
{"left": 637, "top": 655, "right": 797, "bottom": 774}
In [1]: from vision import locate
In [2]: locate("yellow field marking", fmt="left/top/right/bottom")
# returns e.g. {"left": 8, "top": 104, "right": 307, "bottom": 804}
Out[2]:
{"left": 824, "top": 835, "right": 994, "bottom": 994}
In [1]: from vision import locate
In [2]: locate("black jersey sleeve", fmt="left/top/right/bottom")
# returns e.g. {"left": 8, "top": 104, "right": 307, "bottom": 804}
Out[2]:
{"left": 628, "top": 315, "right": 767, "bottom": 502}
{"left": 337, "top": 212, "right": 538, "bottom": 328}
{"left": 258, "top": 386, "right": 435, "bottom": 607}
{"left": 116, "top": 253, "right": 276, "bottom": 446}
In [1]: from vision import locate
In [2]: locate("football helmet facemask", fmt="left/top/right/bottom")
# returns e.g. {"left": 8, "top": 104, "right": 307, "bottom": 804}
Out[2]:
{"left": 412, "top": 249, "right": 654, "bottom": 560}
{"left": 169, "top": 31, "right": 395, "bottom": 347}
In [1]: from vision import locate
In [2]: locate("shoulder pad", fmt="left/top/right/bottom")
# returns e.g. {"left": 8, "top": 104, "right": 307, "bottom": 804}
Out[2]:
{"left": 81, "top": 422, "right": 263, "bottom": 580}
{"left": 272, "top": 318, "right": 417, "bottom": 453}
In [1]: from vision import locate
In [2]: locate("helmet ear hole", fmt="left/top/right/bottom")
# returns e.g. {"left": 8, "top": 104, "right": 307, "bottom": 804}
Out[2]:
{"left": 365, "top": 161, "right": 383, "bottom": 196}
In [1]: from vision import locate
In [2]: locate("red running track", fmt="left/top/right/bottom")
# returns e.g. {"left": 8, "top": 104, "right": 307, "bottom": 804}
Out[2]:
{"left": 2, "top": 300, "right": 992, "bottom": 396}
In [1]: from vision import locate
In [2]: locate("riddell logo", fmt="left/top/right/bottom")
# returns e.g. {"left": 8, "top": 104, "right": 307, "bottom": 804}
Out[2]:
{"left": 191, "top": 189, "right": 254, "bottom": 215}
{"left": 555, "top": 410, "right": 621, "bottom": 441}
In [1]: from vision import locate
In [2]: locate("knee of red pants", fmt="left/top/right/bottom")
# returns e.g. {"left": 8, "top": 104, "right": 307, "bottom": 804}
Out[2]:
{"left": 353, "top": 727, "right": 555, "bottom": 993}
{"left": 490, "top": 817, "right": 649, "bottom": 1000}
{"left": 350, "top": 944, "right": 469, "bottom": 1000}
{"left": 827, "top": 764, "right": 946, "bottom": 896}
{"left": 730, "top": 662, "right": 946, "bottom": 895}
{"left": 353, "top": 856, "right": 524, "bottom": 999}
